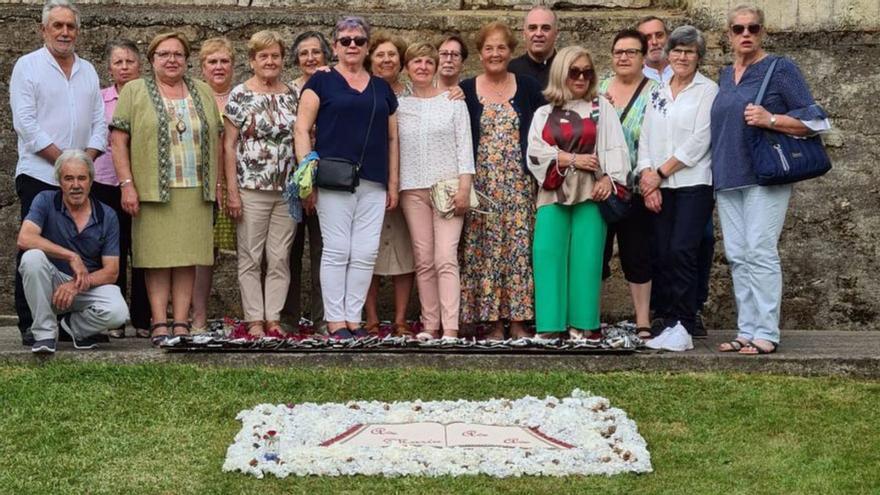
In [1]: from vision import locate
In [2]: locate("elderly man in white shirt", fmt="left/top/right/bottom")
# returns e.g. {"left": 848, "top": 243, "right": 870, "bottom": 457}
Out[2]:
{"left": 636, "top": 26, "right": 718, "bottom": 343}
{"left": 637, "top": 16, "right": 673, "bottom": 84}
{"left": 9, "top": 0, "right": 106, "bottom": 345}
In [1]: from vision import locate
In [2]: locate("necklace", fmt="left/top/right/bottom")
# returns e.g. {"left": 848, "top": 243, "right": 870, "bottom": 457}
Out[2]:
{"left": 486, "top": 74, "right": 510, "bottom": 97}
{"left": 158, "top": 81, "right": 187, "bottom": 136}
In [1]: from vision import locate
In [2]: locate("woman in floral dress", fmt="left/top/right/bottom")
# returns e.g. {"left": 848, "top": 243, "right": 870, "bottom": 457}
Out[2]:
{"left": 459, "top": 22, "right": 545, "bottom": 340}
{"left": 224, "top": 31, "right": 298, "bottom": 338}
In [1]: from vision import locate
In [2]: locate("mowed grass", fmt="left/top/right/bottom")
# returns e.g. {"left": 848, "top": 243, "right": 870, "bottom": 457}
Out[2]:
{"left": 0, "top": 364, "right": 878, "bottom": 495}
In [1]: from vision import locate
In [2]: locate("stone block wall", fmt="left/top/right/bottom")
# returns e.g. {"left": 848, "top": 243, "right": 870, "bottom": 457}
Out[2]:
{"left": 0, "top": 0, "right": 877, "bottom": 329}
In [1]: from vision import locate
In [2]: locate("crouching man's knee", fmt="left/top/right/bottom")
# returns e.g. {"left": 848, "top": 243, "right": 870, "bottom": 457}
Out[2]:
{"left": 19, "top": 249, "right": 50, "bottom": 275}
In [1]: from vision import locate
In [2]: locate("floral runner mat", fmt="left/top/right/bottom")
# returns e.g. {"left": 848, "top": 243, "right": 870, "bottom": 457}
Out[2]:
{"left": 223, "top": 390, "right": 652, "bottom": 478}
{"left": 160, "top": 321, "right": 642, "bottom": 354}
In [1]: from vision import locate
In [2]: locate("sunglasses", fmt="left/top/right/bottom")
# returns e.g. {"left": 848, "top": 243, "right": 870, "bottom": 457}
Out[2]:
{"left": 567, "top": 67, "right": 595, "bottom": 80}
{"left": 730, "top": 24, "right": 762, "bottom": 35}
{"left": 337, "top": 36, "right": 368, "bottom": 47}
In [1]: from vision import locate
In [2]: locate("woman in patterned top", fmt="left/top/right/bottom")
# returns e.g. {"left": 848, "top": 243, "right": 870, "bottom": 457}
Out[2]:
{"left": 397, "top": 42, "right": 474, "bottom": 340}
{"left": 527, "top": 46, "right": 629, "bottom": 340}
{"left": 223, "top": 30, "right": 298, "bottom": 338}
{"left": 598, "top": 29, "right": 658, "bottom": 337}
{"left": 110, "top": 32, "right": 223, "bottom": 345}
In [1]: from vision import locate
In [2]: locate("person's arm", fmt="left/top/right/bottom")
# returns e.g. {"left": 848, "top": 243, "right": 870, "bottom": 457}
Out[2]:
{"left": 111, "top": 129, "right": 139, "bottom": 217}
{"left": 386, "top": 112, "right": 400, "bottom": 210}
{"left": 87, "top": 256, "right": 120, "bottom": 287}
{"left": 17, "top": 220, "right": 90, "bottom": 291}
{"left": 85, "top": 70, "right": 107, "bottom": 160}
{"left": 745, "top": 59, "right": 829, "bottom": 137}
{"left": 223, "top": 118, "right": 242, "bottom": 220}
{"left": 294, "top": 89, "right": 320, "bottom": 162}
{"left": 453, "top": 101, "right": 475, "bottom": 216}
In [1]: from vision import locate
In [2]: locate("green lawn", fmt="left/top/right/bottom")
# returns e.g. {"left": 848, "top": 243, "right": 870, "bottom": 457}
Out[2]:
{"left": 0, "top": 364, "right": 878, "bottom": 494}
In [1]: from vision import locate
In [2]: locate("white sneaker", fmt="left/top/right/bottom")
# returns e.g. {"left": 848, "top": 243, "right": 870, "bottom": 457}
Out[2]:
{"left": 660, "top": 322, "right": 694, "bottom": 352}
{"left": 645, "top": 327, "right": 670, "bottom": 350}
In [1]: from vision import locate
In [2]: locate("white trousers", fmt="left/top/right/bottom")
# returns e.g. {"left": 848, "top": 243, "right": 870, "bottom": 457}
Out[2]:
{"left": 19, "top": 249, "right": 129, "bottom": 341}
{"left": 316, "top": 181, "right": 387, "bottom": 323}
{"left": 717, "top": 184, "right": 792, "bottom": 344}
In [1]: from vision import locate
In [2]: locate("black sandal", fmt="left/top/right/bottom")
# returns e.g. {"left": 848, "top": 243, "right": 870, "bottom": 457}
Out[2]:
{"left": 171, "top": 321, "right": 191, "bottom": 338}
{"left": 636, "top": 327, "right": 653, "bottom": 339}
{"left": 718, "top": 339, "right": 748, "bottom": 352}
{"left": 739, "top": 340, "right": 778, "bottom": 355}
{"left": 150, "top": 322, "right": 170, "bottom": 346}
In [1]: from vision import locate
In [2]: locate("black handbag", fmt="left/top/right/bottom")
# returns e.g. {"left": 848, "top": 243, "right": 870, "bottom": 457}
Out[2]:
{"left": 748, "top": 58, "right": 831, "bottom": 186}
{"left": 314, "top": 80, "right": 377, "bottom": 193}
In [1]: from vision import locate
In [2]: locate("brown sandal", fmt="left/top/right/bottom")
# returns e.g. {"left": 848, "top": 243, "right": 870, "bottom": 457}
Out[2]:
{"left": 171, "top": 321, "right": 191, "bottom": 337}
{"left": 393, "top": 322, "right": 413, "bottom": 338}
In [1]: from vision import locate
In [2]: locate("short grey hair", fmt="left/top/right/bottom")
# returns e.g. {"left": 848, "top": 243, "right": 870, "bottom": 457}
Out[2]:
{"left": 333, "top": 16, "right": 370, "bottom": 41}
{"left": 727, "top": 4, "right": 765, "bottom": 27}
{"left": 54, "top": 149, "right": 94, "bottom": 182}
{"left": 42, "top": 0, "right": 81, "bottom": 29}
{"left": 665, "top": 25, "right": 706, "bottom": 60}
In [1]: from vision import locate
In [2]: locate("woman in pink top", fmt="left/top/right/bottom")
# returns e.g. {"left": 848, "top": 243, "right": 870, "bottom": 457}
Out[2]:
{"left": 92, "top": 40, "right": 149, "bottom": 339}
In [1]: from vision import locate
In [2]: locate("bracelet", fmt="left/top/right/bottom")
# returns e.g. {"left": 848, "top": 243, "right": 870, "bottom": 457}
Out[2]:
{"left": 568, "top": 152, "right": 576, "bottom": 169}
{"left": 656, "top": 168, "right": 668, "bottom": 180}
{"left": 118, "top": 178, "right": 133, "bottom": 188}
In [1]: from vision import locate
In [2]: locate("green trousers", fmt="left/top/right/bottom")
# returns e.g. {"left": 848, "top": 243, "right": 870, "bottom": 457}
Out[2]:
{"left": 533, "top": 202, "right": 607, "bottom": 333}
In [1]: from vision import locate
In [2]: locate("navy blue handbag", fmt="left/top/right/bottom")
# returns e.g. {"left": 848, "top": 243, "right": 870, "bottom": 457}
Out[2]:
{"left": 748, "top": 58, "right": 831, "bottom": 185}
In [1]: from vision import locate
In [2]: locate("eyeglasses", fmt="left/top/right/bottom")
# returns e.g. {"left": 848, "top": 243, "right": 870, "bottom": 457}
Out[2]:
{"left": 337, "top": 36, "right": 368, "bottom": 47}
{"left": 439, "top": 51, "right": 462, "bottom": 60}
{"left": 612, "top": 48, "right": 642, "bottom": 59}
{"left": 567, "top": 67, "right": 595, "bottom": 80}
{"left": 155, "top": 51, "right": 186, "bottom": 61}
{"left": 730, "top": 23, "right": 762, "bottom": 35}
{"left": 669, "top": 48, "right": 698, "bottom": 58}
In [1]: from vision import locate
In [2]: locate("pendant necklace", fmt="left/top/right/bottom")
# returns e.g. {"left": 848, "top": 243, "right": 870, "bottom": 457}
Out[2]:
{"left": 159, "top": 82, "right": 187, "bottom": 136}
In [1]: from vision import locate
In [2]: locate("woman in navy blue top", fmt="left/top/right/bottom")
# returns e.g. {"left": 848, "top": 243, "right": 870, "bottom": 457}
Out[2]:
{"left": 294, "top": 16, "right": 399, "bottom": 339}
{"left": 710, "top": 6, "right": 830, "bottom": 355}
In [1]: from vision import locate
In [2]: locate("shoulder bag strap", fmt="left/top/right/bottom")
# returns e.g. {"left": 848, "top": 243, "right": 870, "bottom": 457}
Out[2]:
{"left": 755, "top": 57, "right": 779, "bottom": 106}
{"left": 356, "top": 79, "right": 377, "bottom": 167}
{"left": 619, "top": 76, "right": 650, "bottom": 123}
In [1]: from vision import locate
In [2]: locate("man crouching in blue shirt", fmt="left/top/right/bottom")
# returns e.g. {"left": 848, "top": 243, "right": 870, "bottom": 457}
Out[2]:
{"left": 17, "top": 149, "right": 129, "bottom": 353}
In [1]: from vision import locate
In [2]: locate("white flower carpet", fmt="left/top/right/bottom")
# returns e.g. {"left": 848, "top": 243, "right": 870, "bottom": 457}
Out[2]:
{"left": 223, "top": 389, "right": 652, "bottom": 478}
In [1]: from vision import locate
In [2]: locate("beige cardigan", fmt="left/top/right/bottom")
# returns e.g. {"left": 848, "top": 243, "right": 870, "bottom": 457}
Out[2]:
{"left": 526, "top": 97, "right": 629, "bottom": 208}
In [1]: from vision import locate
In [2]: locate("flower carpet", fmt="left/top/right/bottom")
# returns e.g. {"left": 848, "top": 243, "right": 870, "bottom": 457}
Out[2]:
{"left": 223, "top": 390, "right": 652, "bottom": 478}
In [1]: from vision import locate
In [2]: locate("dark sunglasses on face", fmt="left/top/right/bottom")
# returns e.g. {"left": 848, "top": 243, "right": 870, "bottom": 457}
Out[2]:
{"left": 567, "top": 67, "right": 595, "bottom": 80}
{"left": 730, "top": 23, "right": 762, "bottom": 35}
{"left": 338, "top": 36, "right": 368, "bottom": 47}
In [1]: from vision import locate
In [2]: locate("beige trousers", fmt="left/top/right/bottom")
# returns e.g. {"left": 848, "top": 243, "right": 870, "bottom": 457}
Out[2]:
{"left": 237, "top": 189, "right": 296, "bottom": 322}
{"left": 400, "top": 189, "right": 464, "bottom": 331}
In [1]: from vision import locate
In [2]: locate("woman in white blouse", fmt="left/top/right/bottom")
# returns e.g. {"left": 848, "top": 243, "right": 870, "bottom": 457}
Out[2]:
{"left": 637, "top": 25, "right": 719, "bottom": 340}
{"left": 397, "top": 42, "right": 474, "bottom": 340}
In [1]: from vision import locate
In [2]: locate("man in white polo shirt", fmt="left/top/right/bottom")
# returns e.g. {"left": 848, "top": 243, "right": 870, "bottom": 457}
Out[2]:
{"left": 9, "top": 0, "right": 106, "bottom": 345}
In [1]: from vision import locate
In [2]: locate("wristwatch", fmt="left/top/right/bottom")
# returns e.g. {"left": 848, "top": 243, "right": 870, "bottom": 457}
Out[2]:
{"left": 656, "top": 168, "right": 668, "bottom": 180}
{"left": 769, "top": 114, "right": 777, "bottom": 127}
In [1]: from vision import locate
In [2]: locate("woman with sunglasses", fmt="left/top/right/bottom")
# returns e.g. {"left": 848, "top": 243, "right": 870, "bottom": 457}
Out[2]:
{"left": 527, "top": 46, "right": 629, "bottom": 340}
{"left": 598, "top": 29, "right": 658, "bottom": 339}
{"left": 711, "top": 5, "right": 830, "bottom": 355}
{"left": 294, "top": 16, "right": 400, "bottom": 339}
{"left": 636, "top": 26, "right": 718, "bottom": 343}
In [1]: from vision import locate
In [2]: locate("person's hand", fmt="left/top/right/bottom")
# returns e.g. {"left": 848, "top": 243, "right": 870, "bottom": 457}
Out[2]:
{"left": 453, "top": 186, "right": 470, "bottom": 216}
{"left": 215, "top": 184, "right": 225, "bottom": 211}
{"left": 226, "top": 188, "right": 242, "bottom": 220}
{"left": 386, "top": 189, "right": 399, "bottom": 210}
{"left": 120, "top": 184, "right": 139, "bottom": 217}
{"left": 303, "top": 190, "right": 317, "bottom": 215}
{"left": 446, "top": 86, "right": 465, "bottom": 101}
{"left": 69, "top": 255, "right": 91, "bottom": 292}
{"left": 744, "top": 103, "right": 772, "bottom": 128}
{"left": 644, "top": 189, "right": 663, "bottom": 213}
{"left": 640, "top": 169, "right": 662, "bottom": 196}
{"left": 52, "top": 281, "right": 79, "bottom": 311}
{"left": 591, "top": 175, "right": 613, "bottom": 202}
{"left": 602, "top": 91, "right": 616, "bottom": 106}
{"left": 574, "top": 153, "right": 600, "bottom": 173}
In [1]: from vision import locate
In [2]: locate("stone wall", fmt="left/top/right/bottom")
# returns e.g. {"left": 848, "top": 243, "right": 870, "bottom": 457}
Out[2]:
{"left": 0, "top": 1, "right": 877, "bottom": 329}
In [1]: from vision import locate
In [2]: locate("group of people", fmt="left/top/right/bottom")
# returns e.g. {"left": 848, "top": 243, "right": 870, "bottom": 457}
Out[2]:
{"left": 12, "top": 0, "right": 829, "bottom": 356}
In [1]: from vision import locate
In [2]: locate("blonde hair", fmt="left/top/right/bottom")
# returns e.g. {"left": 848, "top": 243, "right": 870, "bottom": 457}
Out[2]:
{"left": 475, "top": 21, "right": 517, "bottom": 51}
{"left": 247, "top": 30, "right": 286, "bottom": 60}
{"left": 404, "top": 42, "right": 438, "bottom": 66}
{"left": 543, "top": 46, "right": 597, "bottom": 107}
{"left": 147, "top": 31, "right": 190, "bottom": 62}
{"left": 199, "top": 36, "right": 234, "bottom": 66}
